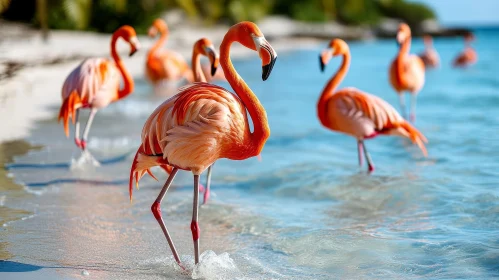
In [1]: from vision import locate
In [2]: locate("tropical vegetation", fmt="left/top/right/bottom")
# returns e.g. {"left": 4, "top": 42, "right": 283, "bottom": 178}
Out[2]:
{"left": 0, "top": 0, "right": 436, "bottom": 33}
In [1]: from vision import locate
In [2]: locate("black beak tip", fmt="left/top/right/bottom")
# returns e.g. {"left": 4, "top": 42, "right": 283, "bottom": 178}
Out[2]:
{"left": 319, "top": 55, "right": 325, "bottom": 72}
{"left": 129, "top": 49, "right": 138, "bottom": 57}
{"left": 262, "top": 56, "right": 277, "bottom": 81}
{"left": 211, "top": 65, "right": 217, "bottom": 77}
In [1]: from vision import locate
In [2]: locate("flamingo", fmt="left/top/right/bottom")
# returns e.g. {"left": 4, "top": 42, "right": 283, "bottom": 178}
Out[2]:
{"left": 319, "top": 38, "right": 428, "bottom": 173}
{"left": 129, "top": 21, "right": 277, "bottom": 267}
{"left": 59, "top": 25, "right": 140, "bottom": 151}
{"left": 453, "top": 33, "right": 477, "bottom": 67}
{"left": 145, "top": 19, "right": 193, "bottom": 86}
{"left": 418, "top": 35, "right": 440, "bottom": 68}
{"left": 389, "top": 23, "right": 425, "bottom": 123}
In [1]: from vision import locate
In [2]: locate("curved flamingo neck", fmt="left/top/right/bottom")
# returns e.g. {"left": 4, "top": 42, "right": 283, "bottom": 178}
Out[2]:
{"left": 191, "top": 50, "right": 207, "bottom": 83}
{"left": 317, "top": 52, "right": 350, "bottom": 127}
{"left": 148, "top": 28, "right": 167, "bottom": 60}
{"left": 396, "top": 36, "right": 411, "bottom": 88}
{"left": 111, "top": 34, "right": 134, "bottom": 100}
{"left": 220, "top": 31, "right": 270, "bottom": 158}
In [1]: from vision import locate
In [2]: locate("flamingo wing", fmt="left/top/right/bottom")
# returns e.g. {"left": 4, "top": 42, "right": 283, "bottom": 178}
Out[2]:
{"left": 147, "top": 50, "right": 190, "bottom": 81}
{"left": 326, "top": 88, "right": 427, "bottom": 155}
{"left": 140, "top": 82, "right": 247, "bottom": 173}
{"left": 62, "top": 58, "right": 120, "bottom": 106}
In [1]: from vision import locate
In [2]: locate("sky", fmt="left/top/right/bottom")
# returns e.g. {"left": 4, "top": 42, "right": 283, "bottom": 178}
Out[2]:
{"left": 410, "top": 0, "right": 499, "bottom": 26}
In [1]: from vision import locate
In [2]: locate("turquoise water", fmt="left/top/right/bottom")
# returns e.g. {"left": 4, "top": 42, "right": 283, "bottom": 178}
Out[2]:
{"left": 2, "top": 28, "right": 499, "bottom": 279}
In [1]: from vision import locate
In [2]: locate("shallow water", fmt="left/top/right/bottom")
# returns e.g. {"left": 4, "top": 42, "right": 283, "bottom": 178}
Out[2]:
{"left": 2, "top": 28, "right": 499, "bottom": 279}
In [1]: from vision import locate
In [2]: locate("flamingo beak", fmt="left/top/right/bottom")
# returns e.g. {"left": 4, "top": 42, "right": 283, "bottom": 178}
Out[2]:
{"left": 252, "top": 35, "right": 277, "bottom": 81}
{"left": 129, "top": 37, "right": 141, "bottom": 57}
{"left": 206, "top": 46, "right": 219, "bottom": 77}
{"left": 319, "top": 54, "right": 325, "bottom": 72}
{"left": 262, "top": 53, "right": 277, "bottom": 81}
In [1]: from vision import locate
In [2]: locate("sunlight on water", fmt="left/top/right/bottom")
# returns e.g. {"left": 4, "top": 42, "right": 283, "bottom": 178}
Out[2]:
{"left": 2, "top": 28, "right": 499, "bottom": 279}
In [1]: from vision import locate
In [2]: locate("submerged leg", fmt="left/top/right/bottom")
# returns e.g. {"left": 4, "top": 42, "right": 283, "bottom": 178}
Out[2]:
{"left": 151, "top": 168, "right": 184, "bottom": 268}
{"left": 410, "top": 94, "right": 417, "bottom": 123}
{"left": 191, "top": 174, "right": 201, "bottom": 264}
{"left": 357, "top": 140, "right": 364, "bottom": 167}
{"left": 74, "top": 109, "right": 82, "bottom": 149}
{"left": 399, "top": 93, "right": 407, "bottom": 120}
{"left": 361, "top": 140, "right": 375, "bottom": 173}
{"left": 203, "top": 164, "right": 213, "bottom": 205}
{"left": 81, "top": 109, "right": 97, "bottom": 150}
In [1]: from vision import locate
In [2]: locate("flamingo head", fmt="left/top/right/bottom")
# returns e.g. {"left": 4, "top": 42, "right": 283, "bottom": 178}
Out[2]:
{"left": 148, "top": 18, "right": 168, "bottom": 38}
{"left": 194, "top": 38, "right": 220, "bottom": 76}
{"left": 228, "top": 21, "right": 277, "bottom": 81}
{"left": 114, "top": 25, "right": 141, "bottom": 57}
{"left": 396, "top": 23, "right": 411, "bottom": 47}
{"left": 319, "top": 38, "right": 349, "bottom": 72}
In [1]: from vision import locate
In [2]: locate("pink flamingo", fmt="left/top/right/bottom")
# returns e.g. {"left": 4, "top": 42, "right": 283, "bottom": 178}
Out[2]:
{"left": 129, "top": 21, "right": 277, "bottom": 267}
{"left": 59, "top": 25, "right": 140, "bottom": 150}
{"left": 453, "top": 33, "right": 477, "bottom": 67}
{"left": 418, "top": 35, "right": 440, "bottom": 68}
{"left": 145, "top": 19, "right": 193, "bottom": 85}
{"left": 319, "top": 38, "right": 428, "bottom": 172}
{"left": 389, "top": 23, "right": 425, "bottom": 123}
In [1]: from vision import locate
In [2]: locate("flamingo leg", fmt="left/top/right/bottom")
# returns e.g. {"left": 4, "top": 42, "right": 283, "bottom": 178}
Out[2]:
{"left": 399, "top": 93, "right": 407, "bottom": 120}
{"left": 151, "top": 168, "right": 184, "bottom": 268}
{"left": 361, "top": 140, "right": 375, "bottom": 173}
{"left": 191, "top": 174, "right": 201, "bottom": 264}
{"left": 203, "top": 164, "right": 213, "bottom": 205}
{"left": 81, "top": 109, "right": 97, "bottom": 150}
{"left": 74, "top": 109, "right": 82, "bottom": 149}
{"left": 357, "top": 140, "right": 364, "bottom": 167}
{"left": 410, "top": 94, "right": 417, "bottom": 123}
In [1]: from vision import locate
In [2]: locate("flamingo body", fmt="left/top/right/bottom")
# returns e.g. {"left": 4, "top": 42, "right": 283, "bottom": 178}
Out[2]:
{"left": 453, "top": 33, "right": 477, "bottom": 68}
{"left": 145, "top": 19, "right": 193, "bottom": 85}
{"left": 134, "top": 83, "right": 248, "bottom": 176}
{"left": 146, "top": 49, "right": 191, "bottom": 83}
{"left": 62, "top": 58, "right": 120, "bottom": 109}
{"left": 389, "top": 55, "right": 425, "bottom": 94}
{"left": 319, "top": 38, "right": 427, "bottom": 172}
{"left": 418, "top": 36, "right": 440, "bottom": 68}
{"left": 453, "top": 48, "right": 477, "bottom": 67}
{"left": 322, "top": 87, "right": 426, "bottom": 153}
{"left": 58, "top": 26, "right": 140, "bottom": 149}
{"left": 419, "top": 49, "right": 439, "bottom": 68}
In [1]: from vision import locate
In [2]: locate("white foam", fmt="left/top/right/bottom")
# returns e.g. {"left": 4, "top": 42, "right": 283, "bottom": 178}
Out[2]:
{"left": 191, "top": 251, "right": 239, "bottom": 279}
{"left": 139, "top": 251, "right": 240, "bottom": 279}
{"left": 70, "top": 150, "right": 100, "bottom": 170}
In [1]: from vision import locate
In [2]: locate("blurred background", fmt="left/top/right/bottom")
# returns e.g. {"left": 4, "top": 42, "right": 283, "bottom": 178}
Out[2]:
{"left": 0, "top": 0, "right": 449, "bottom": 39}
